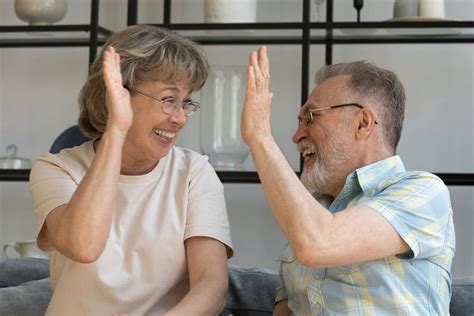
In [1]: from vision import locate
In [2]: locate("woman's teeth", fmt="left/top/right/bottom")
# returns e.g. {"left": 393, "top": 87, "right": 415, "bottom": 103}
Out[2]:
{"left": 153, "top": 128, "right": 175, "bottom": 141}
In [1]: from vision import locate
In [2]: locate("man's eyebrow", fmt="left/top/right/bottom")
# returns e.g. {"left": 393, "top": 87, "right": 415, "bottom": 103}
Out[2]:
{"left": 300, "top": 103, "right": 313, "bottom": 114}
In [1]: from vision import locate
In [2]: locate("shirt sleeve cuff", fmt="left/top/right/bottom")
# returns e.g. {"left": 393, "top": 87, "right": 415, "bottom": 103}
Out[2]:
{"left": 275, "top": 285, "right": 288, "bottom": 303}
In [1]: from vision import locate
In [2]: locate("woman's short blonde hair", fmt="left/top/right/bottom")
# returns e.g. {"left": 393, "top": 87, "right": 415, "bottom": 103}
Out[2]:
{"left": 78, "top": 25, "right": 209, "bottom": 139}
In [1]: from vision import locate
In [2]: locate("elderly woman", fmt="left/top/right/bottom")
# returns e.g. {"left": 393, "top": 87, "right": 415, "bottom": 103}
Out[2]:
{"left": 29, "top": 25, "right": 233, "bottom": 315}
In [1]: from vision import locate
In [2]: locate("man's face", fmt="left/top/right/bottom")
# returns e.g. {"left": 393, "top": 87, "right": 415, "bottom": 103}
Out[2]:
{"left": 292, "top": 75, "right": 356, "bottom": 195}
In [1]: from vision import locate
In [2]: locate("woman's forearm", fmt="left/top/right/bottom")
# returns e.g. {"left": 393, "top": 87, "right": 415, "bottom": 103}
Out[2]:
{"left": 166, "top": 275, "right": 227, "bottom": 316}
{"left": 45, "top": 129, "right": 126, "bottom": 262}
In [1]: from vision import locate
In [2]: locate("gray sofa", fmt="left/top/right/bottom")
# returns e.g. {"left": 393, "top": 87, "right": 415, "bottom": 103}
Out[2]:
{"left": 0, "top": 258, "right": 473, "bottom": 315}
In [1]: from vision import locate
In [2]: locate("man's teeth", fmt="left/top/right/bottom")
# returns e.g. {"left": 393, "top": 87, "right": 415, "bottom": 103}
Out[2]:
{"left": 302, "top": 149, "right": 315, "bottom": 158}
{"left": 153, "top": 128, "right": 175, "bottom": 140}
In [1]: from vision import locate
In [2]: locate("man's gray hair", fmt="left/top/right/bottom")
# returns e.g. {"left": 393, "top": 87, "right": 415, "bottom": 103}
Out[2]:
{"left": 315, "top": 61, "right": 405, "bottom": 153}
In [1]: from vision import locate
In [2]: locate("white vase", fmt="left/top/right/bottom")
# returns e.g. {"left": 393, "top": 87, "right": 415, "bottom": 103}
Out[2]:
{"left": 393, "top": 0, "right": 418, "bottom": 18}
{"left": 200, "top": 65, "right": 249, "bottom": 171}
{"left": 15, "top": 0, "right": 67, "bottom": 26}
{"left": 204, "top": 0, "right": 257, "bottom": 23}
{"left": 418, "top": 0, "right": 445, "bottom": 18}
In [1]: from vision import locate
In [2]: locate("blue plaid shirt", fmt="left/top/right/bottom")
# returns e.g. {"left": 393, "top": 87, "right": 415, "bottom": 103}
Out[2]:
{"left": 276, "top": 156, "right": 455, "bottom": 315}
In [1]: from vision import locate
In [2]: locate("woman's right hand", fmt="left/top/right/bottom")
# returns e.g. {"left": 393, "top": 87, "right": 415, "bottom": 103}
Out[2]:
{"left": 102, "top": 46, "right": 133, "bottom": 136}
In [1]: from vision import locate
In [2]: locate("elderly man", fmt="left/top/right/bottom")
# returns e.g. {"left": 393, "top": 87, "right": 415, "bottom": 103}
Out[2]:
{"left": 241, "top": 47, "right": 455, "bottom": 315}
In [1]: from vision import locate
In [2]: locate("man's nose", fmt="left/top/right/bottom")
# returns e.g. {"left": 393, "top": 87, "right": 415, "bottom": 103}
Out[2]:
{"left": 292, "top": 123, "right": 307, "bottom": 144}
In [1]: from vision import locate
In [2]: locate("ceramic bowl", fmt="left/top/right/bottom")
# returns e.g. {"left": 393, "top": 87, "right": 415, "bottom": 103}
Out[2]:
{"left": 15, "top": 0, "right": 67, "bottom": 26}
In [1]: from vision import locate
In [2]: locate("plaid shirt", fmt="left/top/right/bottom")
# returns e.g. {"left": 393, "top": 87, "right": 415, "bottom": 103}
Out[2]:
{"left": 276, "top": 156, "right": 455, "bottom": 315}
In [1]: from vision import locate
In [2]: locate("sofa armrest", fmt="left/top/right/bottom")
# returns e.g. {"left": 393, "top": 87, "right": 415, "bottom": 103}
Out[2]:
{"left": 0, "top": 258, "right": 50, "bottom": 288}
{"left": 450, "top": 276, "right": 474, "bottom": 316}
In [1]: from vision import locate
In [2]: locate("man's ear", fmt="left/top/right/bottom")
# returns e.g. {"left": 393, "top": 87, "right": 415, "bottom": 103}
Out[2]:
{"left": 355, "top": 107, "right": 377, "bottom": 139}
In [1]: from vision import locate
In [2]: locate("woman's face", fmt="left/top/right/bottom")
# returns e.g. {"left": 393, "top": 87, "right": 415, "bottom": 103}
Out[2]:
{"left": 122, "top": 80, "right": 193, "bottom": 170}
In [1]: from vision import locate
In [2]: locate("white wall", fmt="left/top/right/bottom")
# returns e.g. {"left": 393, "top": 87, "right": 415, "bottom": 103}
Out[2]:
{"left": 0, "top": 0, "right": 472, "bottom": 276}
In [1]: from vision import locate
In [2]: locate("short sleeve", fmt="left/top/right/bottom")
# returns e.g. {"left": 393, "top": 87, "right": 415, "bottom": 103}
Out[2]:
{"left": 275, "top": 275, "right": 288, "bottom": 303}
{"left": 184, "top": 159, "right": 233, "bottom": 257}
{"left": 29, "top": 158, "right": 78, "bottom": 241}
{"left": 359, "top": 172, "right": 453, "bottom": 260}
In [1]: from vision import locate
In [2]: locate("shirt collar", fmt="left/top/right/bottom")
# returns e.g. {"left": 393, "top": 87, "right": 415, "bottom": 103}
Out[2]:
{"left": 352, "top": 155, "right": 406, "bottom": 194}
{"left": 328, "top": 156, "right": 406, "bottom": 211}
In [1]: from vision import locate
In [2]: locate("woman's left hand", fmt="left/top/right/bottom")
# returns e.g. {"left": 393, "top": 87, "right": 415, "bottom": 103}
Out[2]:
{"left": 241, "top": 46, "right": 274, "bottom": 147}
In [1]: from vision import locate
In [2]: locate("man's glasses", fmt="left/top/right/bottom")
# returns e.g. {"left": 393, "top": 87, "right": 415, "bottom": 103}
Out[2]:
{"left": 297, "top": 103, "right": 378, "bottom": 127}
{"left": 129, "top": 88, "right": 200, "bottom": 117}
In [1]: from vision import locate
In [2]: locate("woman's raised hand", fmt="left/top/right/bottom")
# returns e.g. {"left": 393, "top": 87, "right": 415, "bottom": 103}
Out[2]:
{"left": 241, "top": 46, "right": 273, "bottom": 147}
{"left": 102, "top": 46, "right": 133, "bottom": 136}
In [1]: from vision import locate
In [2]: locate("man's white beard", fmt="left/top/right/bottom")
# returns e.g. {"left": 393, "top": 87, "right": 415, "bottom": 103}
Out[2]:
{"left": 299, "top": 124, "right": 351, "bottom": 196}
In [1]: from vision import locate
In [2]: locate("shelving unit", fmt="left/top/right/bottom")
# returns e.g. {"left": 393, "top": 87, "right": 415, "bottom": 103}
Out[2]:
{"left": 0, "top": 0, "right": 109, "bottom": 183}
{"left": 0, "top": 0, "right": 111, "bottom": 65}
{"left": 0, "top": 0, "right": 473, "bottom": 186}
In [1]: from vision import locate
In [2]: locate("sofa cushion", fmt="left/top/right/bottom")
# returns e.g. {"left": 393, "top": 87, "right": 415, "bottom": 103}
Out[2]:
{"left": 220, "top": 265, "right": 280, "bottom": 316}
{"left": 0, "top": 258, "right": 49, "bottom": 288}
{"left": 0, "top": 278, "right": 52, "bottom": 316}
{"left": 450, "top": 276, "right": 474, "bottom": 316}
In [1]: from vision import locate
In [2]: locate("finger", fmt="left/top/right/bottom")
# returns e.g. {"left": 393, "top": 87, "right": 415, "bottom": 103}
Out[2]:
{"left": 246, "top": 65, "right": 256, "bottom": 96}
{"left": 249, "top": 51, "right": 263, "bottom": 80}
{"left": 114, "top": 51, "right": 123, "bottom": 86}
{"left": 102, "top": 50, "right": 115, "bottom": 89}
{"left": 102, "top": 48, "right": 122, "bottom": 91}
{"left": 258, "top": 46, "right": 270, "bottom": 78}
{"left": 104, "top": 46, "right": 122, "bottom": 87}
{"left": 113, "top": 47, "right": 121, "bottom": 77}
{"left": 107, "top": 46, "right": 121, "bottom": 85}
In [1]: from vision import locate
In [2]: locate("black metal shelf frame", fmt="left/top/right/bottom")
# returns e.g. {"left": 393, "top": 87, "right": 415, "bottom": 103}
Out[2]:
{"left": 1, "top": 170, "right": 473, "bottom": 187}
{"left": 0, "top": 0, "right": 112, "bottom": 64}
{"left": 0, "top": 0, "right": 472, "bottom": 185}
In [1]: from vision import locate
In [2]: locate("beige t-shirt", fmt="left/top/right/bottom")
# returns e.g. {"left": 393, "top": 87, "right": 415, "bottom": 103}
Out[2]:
{"left": 29, "top": 141, "right": 233, "bottom": 315}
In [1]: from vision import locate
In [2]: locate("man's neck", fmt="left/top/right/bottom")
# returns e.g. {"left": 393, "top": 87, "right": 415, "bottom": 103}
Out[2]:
{"left": 330, "top": 151, "right": 392, "bottom": 198}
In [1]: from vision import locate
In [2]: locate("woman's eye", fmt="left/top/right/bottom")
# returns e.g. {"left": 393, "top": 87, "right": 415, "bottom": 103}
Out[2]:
{"left": 161, "top": 97, "right": 175, "bottom": 105}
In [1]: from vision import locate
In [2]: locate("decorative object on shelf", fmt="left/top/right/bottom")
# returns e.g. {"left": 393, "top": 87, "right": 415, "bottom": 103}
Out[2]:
{"left": 342, "top": 0, "right": 377, "bottom": 36}
{"left": 14, "top": 0, "right": 67, "bottom": 26}
{"left": 313, "top": 0, "right": 325, "bottom": 22}
{"left": 204, "top": 0, "right": 257, "bottom": 23}
{"left": 384, "top": 16, "right": 461, "bottom": 35}
{"left": 0, "top": 144, "right": 31, "bottom": 169}
{"left": 3, "top": 240, "right": 49, "bottom": 259}
{"left": 200, "top": 65, "right": 249, "bottom": 171}
{"left": 418, "top": 0, "right": 444, "bottom": 18}
{"left": 353, "top": 0, "right": 364, "bottom": 22}
{"left": 393, "top": 0, "right": 419, "bottom": 18}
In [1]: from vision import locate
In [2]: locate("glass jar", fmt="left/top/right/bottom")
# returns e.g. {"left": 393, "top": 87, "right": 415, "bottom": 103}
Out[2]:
{"left": 0, "top": 144, "right": 32, "bottom": 169}
{"left": 200, "top": 65, "right": 249, "bottom": 171}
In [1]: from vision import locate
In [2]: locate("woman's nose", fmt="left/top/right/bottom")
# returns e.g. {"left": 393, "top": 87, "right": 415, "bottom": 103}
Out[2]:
{"left": 168, "top": 106, "right": 187, "bottom": 126}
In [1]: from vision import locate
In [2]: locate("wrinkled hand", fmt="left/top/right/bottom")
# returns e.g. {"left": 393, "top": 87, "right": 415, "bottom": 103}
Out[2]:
{"left": 102, "top": 46, "right": 133, "bottom": 136}
{"left": 241, "top": 46, "right": 274, "bottom": 147}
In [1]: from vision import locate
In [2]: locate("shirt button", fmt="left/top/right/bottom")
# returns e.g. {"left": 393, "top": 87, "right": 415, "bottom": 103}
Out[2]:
{"left": 316, "top": 302, "right": 322, "bottom": 309}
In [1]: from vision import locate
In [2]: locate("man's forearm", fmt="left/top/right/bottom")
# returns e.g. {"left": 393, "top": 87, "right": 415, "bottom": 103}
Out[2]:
{"left": 273, "top": 300, "right": 291, "bottom": 316}
{"left": 248, "top": 137, "right": 333, "bottom": 259}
